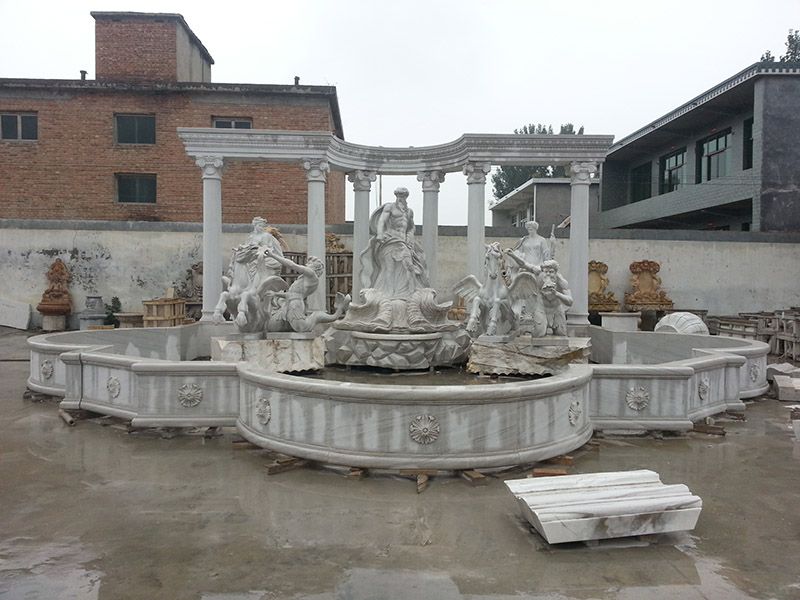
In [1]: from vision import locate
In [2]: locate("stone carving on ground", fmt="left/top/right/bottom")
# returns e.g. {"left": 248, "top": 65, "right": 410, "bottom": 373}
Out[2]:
{"left": 588, "top": 260, "right": 619, "bottom": 312}
{"left": 328, "top": 188, "right": 469, "bottom": 370}
{"left": 178, "top": 262, "right": 204, "bottom": 301}
{"left": 37, "top": 259, "right": 72, "bottom": 316}
{"left": 624, "top": 260, "right": 673, "bottom": 311}
{"left": 655, "top": 312, "right": 709, "bottom": 335}
{"left": 504, "top": 252, "right": 573, "bottom": 337}
{"left": 453, "top": 243, "right": 539, "bottom": 337}
{"left": 467, "top": 336, "right": 591, "bottom": 376}
{"left": 325, "top": 232, "right": 346, "bottom": 253}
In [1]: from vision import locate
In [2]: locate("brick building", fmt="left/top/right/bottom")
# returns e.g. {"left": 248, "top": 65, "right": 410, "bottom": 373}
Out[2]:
{"left": 0, "top": 11, "right": 345, "bottom": 225}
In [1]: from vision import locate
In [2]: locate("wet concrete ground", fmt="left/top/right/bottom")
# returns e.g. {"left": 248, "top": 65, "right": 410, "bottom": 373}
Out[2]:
{"left": 1, "top": 327, "right": 800, "bottom": 599}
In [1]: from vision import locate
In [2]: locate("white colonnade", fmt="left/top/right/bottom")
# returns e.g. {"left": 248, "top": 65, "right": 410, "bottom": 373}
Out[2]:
{"left": 180, "top": 129, "right": 610, "bottom": 319}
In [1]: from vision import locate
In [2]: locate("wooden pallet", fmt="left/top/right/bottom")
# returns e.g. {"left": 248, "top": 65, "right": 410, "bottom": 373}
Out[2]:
{"left": 142, "top": 298, "right": 186, "bottom": 327}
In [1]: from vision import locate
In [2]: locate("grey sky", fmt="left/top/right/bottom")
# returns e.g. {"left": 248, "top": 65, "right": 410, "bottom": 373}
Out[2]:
{"left": 1, "top": 0, "right": 795, "bottom": 225}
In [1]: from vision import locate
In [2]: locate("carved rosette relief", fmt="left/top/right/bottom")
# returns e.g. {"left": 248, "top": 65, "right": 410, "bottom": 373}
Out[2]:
{"left": 409, "top": 414, "right": 440, "bottom": 445}
{"left": 256, "top": 398, "right": 272, "bottom": 427}
{"left": 568, "top": 400, "right": 582, "bottom": 426}
{"left": 107, "top": 376, "right": 121, "bottom": 399}
{"left": 749, "top": 363, "right": 760, "bottom": 383}
{"left": 40, "top": 359, "right": 54, "bottom": 380}
{"left": 626, "top": 386, "right": 650, "bottom": 411}
{"left": 698, "top": 376, "right": 710, "bottom": 402}
{"left": 178, "top": 383, "right": 203, "bottom": 408}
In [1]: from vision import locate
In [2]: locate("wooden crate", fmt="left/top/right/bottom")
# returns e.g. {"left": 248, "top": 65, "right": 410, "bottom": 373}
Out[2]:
{"left": 142, "top": 298, "right": 186, "bottom": 327}
{"left": 710, "top": 316, "right": 758, "bottom": 340}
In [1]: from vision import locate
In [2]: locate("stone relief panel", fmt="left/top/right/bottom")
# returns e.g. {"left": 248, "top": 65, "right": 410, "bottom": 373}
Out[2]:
{"left": 40, "top": 359, "right": 54, "bottom": 380}
{"left": 568, "top": 400, "right": 582, "bottom": 426}
{"left": 409, "top": 414, "right": 440, "bottom": 445}
{"left": 749, "top": 363, "right": 760, "bottom": 383}
{"left": 107, "top": 376, "right": 121, "bottom": 399}
{"left": 178, "top": 383, "right": 203, "bottom": 408}
{"left": 698, "top": 376, "right": 710, "bottom": 402}
{"left": 626, "top": 386, "right": 650, "bottom": 411}
{"left": 256, "top": 397, "right": 272, "bottom": 426}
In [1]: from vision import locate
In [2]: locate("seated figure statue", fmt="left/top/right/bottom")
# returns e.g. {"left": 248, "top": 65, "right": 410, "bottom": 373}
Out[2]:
{"left": 263, "top": 249, "right": 351, "bottom": 333}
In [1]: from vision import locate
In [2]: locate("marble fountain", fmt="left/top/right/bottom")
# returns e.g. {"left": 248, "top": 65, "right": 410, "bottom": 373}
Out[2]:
{"left": 27, "top": 191, "right": 769, "bottom": 471}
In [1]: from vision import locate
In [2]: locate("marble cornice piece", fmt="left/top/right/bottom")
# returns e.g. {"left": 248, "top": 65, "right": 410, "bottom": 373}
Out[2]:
{"left": 178, "top": 129, "right": 613, "bottom": 175}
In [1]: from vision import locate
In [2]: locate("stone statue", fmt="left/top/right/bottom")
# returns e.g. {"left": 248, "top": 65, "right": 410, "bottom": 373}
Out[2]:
{"left": 624, "top": 260, "right": 674, "bottom": 311}
{"left": 505, "top": 252, "right": 573, "bottom": 336}
{"left": 509, "top": 221, "right": 555, "bottom": 273}
{"left": 213, "top": 217, "right": 288, "bottom": 334}
{"left": 359, "top": 187, "right": 428, "bottom": 296}
{"left": 453, "top": 243, "right": 539, "bottom": 337}
{"left": 263, "top": 249, "right": 351, "bottom": 333}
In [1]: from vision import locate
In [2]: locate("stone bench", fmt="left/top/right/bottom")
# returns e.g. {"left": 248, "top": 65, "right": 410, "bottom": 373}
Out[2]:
{"left": 505, "top": 469, "right": 702, "bottom": 544}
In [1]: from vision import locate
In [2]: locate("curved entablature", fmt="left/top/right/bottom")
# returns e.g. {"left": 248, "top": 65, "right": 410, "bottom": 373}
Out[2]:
{"left": 177, "top": 128, "right": 614, "bottom": 174}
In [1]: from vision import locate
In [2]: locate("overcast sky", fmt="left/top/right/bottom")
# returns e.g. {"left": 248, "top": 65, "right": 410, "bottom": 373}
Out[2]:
{"left": 1, "top": 0, "right": 795, "bottom": 225}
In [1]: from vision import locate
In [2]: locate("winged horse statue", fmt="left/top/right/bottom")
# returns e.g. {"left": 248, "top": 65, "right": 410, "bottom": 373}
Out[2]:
{"left": 453, "top": 242, "right": 540, "bottom": 337}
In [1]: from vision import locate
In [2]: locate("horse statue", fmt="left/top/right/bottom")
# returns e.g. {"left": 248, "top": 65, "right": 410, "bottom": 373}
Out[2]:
{"left": 212, "top": 244, "right": 287, "bottom": 334}
{"left": 453, "top": 242, "right": 539, "bottom": 337}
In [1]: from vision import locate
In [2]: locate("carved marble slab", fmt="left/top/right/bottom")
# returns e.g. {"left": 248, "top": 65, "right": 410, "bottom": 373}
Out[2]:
{"left": 211, "top": 334, "right": 324, "bottom": 373}
{"left": 467, "top": 337, "right": 591, "bottom": 376}
{"left": 505, "top": 469, "right": 702, "bottom": 544}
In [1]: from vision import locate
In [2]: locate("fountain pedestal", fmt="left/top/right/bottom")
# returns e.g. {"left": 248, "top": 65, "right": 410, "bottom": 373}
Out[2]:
{"left": 211, "top": 333, "right": 324, "bottom": 373}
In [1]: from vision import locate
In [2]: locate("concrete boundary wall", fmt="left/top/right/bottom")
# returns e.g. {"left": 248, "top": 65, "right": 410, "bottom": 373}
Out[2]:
{"left": 2, "top": 220, "right": 798, "bottom": 326}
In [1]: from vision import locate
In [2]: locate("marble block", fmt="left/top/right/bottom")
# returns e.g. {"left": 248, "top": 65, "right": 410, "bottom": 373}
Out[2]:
{"left": 467, "top": 337, "right": 591, "bottom": 376}
{"left": 600, "top": 312, "right": 640, "bottom": 332}
{"left": 211, "top": 334, "right": 324, "bottom": 373}
{"left": 766, "top": 363, "right": 800, "bottom": 382}
{"left": 42, "top": 314, "right": 66, "bottom": 331}
{"left": 773, "top": 375, "right": 800, "bottom": 402}
{"left": 505, "top": 469, "right": 702, "bottom": 544}
{"left": 0, "top": 297, "right": 31, "bottom": 330}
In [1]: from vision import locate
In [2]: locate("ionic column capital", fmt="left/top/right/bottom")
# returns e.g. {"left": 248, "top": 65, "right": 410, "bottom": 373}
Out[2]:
{"left": 570, "top": 161, "right": 598, "bottom": 184}
{"left": 303, "top": 158, "right": 330, "bottom": 183}
{"left": 463, "top": 162, "right": 491, "bottom": 185}
{"left": 416, "top": 169, "right": 446, "bottom": 193}
{"left": 347, "top": 169, "right": 377, "bottom": 192}
{"left": 195, "top": 155, "right": 224, "bottom": 180}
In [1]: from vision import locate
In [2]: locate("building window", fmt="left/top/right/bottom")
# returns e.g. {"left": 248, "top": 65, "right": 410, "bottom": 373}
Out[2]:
{"left": 659, "top": 149, "right": 685, "bottom": 194}
{"left": 512, "top": 211, "right": 526, "bottom": 228}
{"left": 213, "top": 117, "right": 252, "bottom": 129}
{"left": 743, "top": 118, "right": 753, "bottom": 170}
{"left": 630, "top": 162, "right": 652, "bottom": 202}
{"left": 116, "top": 174, "right": 156, "bottom": 203}
{"left": 1, "top": 113, "right": 37, "bottom": 140}
{"left": 696, "top": 129, "right": 731, "bottom": 182}
{"left": 116, "top": 114, "right": 155, "bottom": 144}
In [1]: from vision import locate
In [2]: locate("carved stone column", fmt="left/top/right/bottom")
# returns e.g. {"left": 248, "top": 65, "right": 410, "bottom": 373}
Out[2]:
{"left": 567, "top": 161, "right": 598, "bottom": 328}
{"left": 464, "top": 162, "right": 491, "bottom": 279}
{"left": 303, "top": 158, "right": 329, "bottom": 311}
{"left": 348, "top": 169, "right": 377, "bottom": 299}
{"left": 196, "top": 156, "right": 224, "bottom": 321}
{"left": 417, "top": 170, "right": 445, "bottom": 288}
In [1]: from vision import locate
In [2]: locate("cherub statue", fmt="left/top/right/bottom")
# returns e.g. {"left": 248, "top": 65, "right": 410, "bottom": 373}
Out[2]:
{"left": 506, "top": 250, "right": 573, "bottom": 336}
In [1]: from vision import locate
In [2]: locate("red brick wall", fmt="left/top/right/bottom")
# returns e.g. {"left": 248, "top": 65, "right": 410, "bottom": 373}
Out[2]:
{"left": 0, "top": 90, "right": 346, "bottom": 224}
{"left": 95, "top": 17, "right": 178, "bottom": 82}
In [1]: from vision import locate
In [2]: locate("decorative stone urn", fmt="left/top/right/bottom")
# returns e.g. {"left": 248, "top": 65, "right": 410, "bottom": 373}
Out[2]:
{"left": 36, "top": 259, "right": 72, "bottom": 331}
{"left": 588, "top": 260, "right": 619, "bottom": 312}
{"left": 624, "top": 260, "right": 673, "bottom": 312}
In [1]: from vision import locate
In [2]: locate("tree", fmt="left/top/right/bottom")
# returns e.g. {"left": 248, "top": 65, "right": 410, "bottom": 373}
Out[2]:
{"left": 491, "top": 122, "right": 584, "bottom": 199}
{"left": 760, "top": 29, "right": 800, "bottom": 62}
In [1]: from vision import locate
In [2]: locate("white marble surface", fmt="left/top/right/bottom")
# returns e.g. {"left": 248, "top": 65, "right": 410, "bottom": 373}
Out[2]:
{"left": 211, "top": 335, "right": 324, "bottom": 373}
{"left": 600, "top": 312, "right": 640, "bottom": 332}
{"left": 0, "top": 297, "right": 31, "bottom": 330}
{"left": 467, "top": 337, "right": 590, "bottom": 376}
{"left": 505, "top": 469, "right": 702, "bottom": 544}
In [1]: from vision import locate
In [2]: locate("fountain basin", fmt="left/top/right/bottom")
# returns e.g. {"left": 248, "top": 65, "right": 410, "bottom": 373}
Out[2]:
{"left": 26, "top": 322, "right": 769, "bottom": 468}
